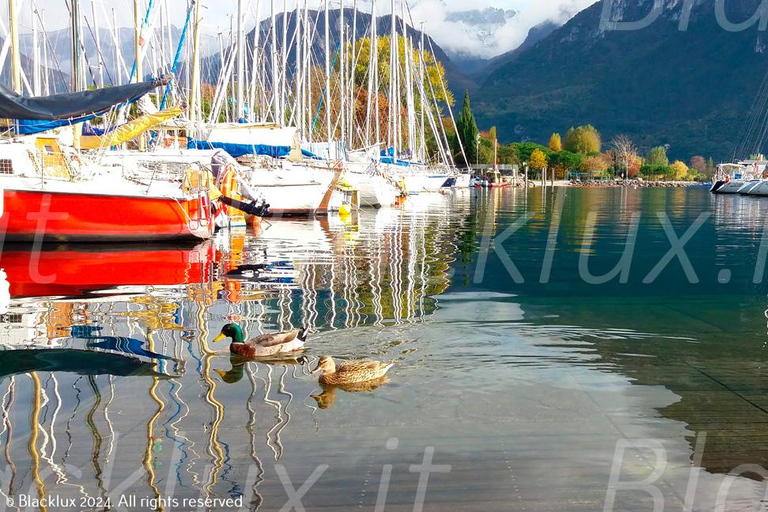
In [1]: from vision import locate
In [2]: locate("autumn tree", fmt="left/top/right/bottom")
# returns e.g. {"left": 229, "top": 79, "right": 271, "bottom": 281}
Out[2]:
{"left": 670, "top": 160, "right": 689, "bottom": 180}
{"left": 582, "top": 154, "right": 609, "bottom": 174}
{"left": 348, "top": 35, "right": 454, "bottom": 154}
{"left": 627, "top": 154, "right": 642, "bottom": 178}
{"left": 564, "top": 125, "right": 601, "bottom": 154}
{"left": 646, "top": 146, "right": 669, "bottom": 167}
{"left": 611, "top": 135, "right": 638, "bottom": 179}
{"left": 530, "top": 148, "right": 548, "bottom": 171}
{"left": 455, "top": 91, "right": 479, "bottom": 167}
{"left": 690, "top": 155, "right": 707, "bottom": 175}
{"left": 511, "top": 142, "right": 549, "bottom": 163}
{"left": 549, "top": 133, "right": 562, "bottom": 152}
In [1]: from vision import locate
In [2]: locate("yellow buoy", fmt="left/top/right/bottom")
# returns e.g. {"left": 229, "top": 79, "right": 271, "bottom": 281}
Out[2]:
{"left": 339, "top": 204, "right": 352, "bottom": 216}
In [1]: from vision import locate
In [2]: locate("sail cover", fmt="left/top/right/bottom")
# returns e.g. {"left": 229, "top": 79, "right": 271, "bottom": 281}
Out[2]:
{"left": 0, "top": 78, "right": 168, "bottom": 121}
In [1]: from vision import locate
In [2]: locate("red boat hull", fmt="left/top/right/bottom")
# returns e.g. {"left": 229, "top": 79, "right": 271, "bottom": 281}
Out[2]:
{"left": 0, "top": 189, "right": 212, "bottom": 242}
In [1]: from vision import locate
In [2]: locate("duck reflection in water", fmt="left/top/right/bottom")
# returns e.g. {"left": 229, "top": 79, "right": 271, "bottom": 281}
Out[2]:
{"left": 215, "top": 353, "right": 310, "bottom": 384}
{"left": 311, "top": 377, "right": 390, "bottom": 409}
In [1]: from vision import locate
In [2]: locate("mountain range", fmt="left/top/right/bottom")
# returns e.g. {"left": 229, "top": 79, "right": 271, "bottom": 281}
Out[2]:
{"left": 471, "top": 0, "right": 768, "bottom": 161}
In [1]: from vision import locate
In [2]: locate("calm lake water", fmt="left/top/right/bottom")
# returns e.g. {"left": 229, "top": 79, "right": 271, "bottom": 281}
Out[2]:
{"left": 1, "top": 187, "right": 768, "bottom": 511}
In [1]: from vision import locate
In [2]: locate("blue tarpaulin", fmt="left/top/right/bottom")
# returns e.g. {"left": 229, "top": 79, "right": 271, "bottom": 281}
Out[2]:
{"left": 188, "top": 139, "right": 323, "bottom": 160}
{"left": 381, "top": 157, "right": 411, "bottom": 167}
{"left": 187, "top": 139, "right": 291, "bottom": 158}
{"left": 15, "top": 115, "right": 99, "bottom": 135}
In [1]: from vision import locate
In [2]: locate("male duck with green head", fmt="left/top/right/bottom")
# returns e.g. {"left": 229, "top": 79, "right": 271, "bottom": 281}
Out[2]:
{"left": 213, "top": 323, "right": 308, "bottom": 358}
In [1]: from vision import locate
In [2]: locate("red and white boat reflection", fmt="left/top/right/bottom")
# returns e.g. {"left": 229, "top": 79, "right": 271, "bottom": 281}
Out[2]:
{"left": 0, "top": 242, "right": 215, "bottom": 298}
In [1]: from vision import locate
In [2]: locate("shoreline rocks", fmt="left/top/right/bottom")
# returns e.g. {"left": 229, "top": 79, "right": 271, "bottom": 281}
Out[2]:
{"left": 569, "top": 179, "right": 705, "bottom": 188}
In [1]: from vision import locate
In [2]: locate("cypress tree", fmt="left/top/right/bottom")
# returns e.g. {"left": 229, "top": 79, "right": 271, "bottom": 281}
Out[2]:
{"left": 455, "top": 91, "right": 479, "bottom": 167}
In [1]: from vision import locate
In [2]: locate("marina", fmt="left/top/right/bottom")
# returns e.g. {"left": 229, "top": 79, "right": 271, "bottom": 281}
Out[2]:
{"left": 1, "top": 188, "right": 768, "bottom": 510}
{"left": 2, "top": 0, "right": 768, "bottom": 510}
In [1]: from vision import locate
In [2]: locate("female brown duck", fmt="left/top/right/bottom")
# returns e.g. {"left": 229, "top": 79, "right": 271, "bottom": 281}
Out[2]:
{"left": 310, "top": 356, "right": 393, "bottom": 385}
{"left": 213, "top": 323, "right": 308, "bottom": 358}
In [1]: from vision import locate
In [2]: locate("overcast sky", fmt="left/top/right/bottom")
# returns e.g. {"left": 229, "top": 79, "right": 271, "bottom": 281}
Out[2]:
{"left": 12, "top": 0, "right": 598, "bottom": 58}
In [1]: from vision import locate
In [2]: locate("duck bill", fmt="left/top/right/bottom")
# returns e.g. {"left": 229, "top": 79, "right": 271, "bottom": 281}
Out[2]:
{"left": 214, "top": 369, "right": 227, "bottom": 379}
{"left": 309, "top": 364, "right": 321, "bottom": 374}
{"left": 213, "top": 333, "right": 227, "bottom": 343}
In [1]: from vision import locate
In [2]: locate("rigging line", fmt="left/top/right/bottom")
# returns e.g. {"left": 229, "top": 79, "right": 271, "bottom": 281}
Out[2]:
{"left": 31, "top": 7, "right": 66, "bottom": 92}
{"left": 734, "top": 67, "right": 768, "bottom": 160}
{"left": 751, "top": 86, "right": 768, "bottom": 156}
{"left": 82, "top": 10, "right": 115, "bottom": 85}
{"left": 160, "top": 1, "right": 196, "bottom": 110}
{"left": 311, "top": 43, "right": 342, "bottom": 133}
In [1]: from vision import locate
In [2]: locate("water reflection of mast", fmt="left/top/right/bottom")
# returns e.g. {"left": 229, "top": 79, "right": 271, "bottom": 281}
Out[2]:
{"left": 41, "top": 374, "right": 73, "bottom": 493}
{"left": 104, "top": 376, "right": 116, "bottom": 458}
{"left": 262, "top": 365, "right": 284, "bottom": 460}
{"left": 244, "top": 365, "right": 264, "bottom": 510}
{"left": 144, "top": 332, "right": 164, "bottom": 505}
{"left": 2, "top": 377, "right": 16, "bottom": 498}
{"left": 196, "top": 307, "right": 224, "bottom": 496}
{"left": 407, "top": 212, "right": 418, "bottom": 319}
{"left": 419, "top": 215, "right": 428, "bottom": 322}
{"left": 166, "top": 335, "right": 198, "bottom": 490}
{"left": 392, "top": 220, "right": 403, "bottom": 324}
{"left": 85, "top": 376, "right": 107, "bottom": 502}
{"left": 28, "top": 373, "right": 48, "bottom": 512}
{"left": 371, "top": 232, "right": 384, "bottom": 326}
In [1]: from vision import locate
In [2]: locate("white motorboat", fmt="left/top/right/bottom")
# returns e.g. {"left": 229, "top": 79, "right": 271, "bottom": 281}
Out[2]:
{"left": 712, "top": 161, "right": 763, "bottom": 194}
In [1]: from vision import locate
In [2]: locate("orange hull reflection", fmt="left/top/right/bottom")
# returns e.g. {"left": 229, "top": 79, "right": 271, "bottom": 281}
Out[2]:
{"left": 0, "top": 242, "right": 215, "bottom": 298}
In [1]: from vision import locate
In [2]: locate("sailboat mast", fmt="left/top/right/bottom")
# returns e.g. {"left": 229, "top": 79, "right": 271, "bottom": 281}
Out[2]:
{"left": 303, "top": 0, "right": 310, "bottom": 140}
{"left": 31, "top": 3, "right": 41, "bottom": 95}
{"left": 249, "top": 0, "right": 261, "bottom": 122}
{"left": 403, "top": 0, "right": 415, "bottom": 156}
{"left": 41, "top": 9, "right": 50, "bottom": 95}
{"left": 271, "top": 0, "right": 279, "bottom": 123}
{"left": 419, "top": 23, "right": 426, "bottom": 161}
{"left": 236, "top": 0, "right": 245, "bottom": 119}
{"left": 294, "top": 2, "right": 303, "bottom": 135}
{"left": 112, "top": 8, "right": 122, "bottom": 85}
{"left": 372, "top": 0, "right": 380, "bottom": 145}
{"left": 324, "top": 0, "right": 332, "bottom": 148}
{"left": 281, "top": 0, "right": 288, "bottom": 123}
{"left": 389, "top": 0, "right": 397, "bottom": 155}
{"left": 134, "top": 0, "right": 142, "bottom": 83}
{"left": 69, "top": 0, "right": 83, "bottom": 92}
{"left": 339, "top": 0, "right": 346, "bottom": 150}
{"left": 349, "top": 0, "right": 357, "bottom": 146}
{"left": 190, "top": 0, "right": 203, "bottom": 126}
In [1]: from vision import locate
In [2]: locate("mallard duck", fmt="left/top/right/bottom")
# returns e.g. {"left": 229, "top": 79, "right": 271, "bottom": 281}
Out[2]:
{"left": 310, "top": 356, "right": 394, "bottom": 385}
{"left": 310, "top": 377, "right": 390, "bottom": 409}
{"left": 213, "top": 323, "right": 308, "bottom": 358}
